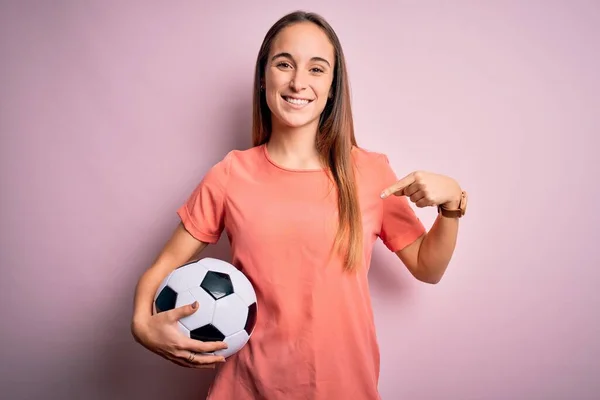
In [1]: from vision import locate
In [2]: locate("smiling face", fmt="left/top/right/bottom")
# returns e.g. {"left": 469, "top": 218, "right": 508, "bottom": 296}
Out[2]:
{"left": 263, "top": 22, "right": 335, "bottom": 131}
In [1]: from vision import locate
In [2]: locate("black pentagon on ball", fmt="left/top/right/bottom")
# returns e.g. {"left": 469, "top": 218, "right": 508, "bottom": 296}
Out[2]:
{"left": 190, "top": 324, "right": 225, "bottom": 342}
{"left": 200, "top": 271, "right": 234, "bottom": 300}
{"left": 155, "top": 285, "right": 177, "bottom": 313}
{"left": 244, "top": 302, "right": 258, "bottom": 335}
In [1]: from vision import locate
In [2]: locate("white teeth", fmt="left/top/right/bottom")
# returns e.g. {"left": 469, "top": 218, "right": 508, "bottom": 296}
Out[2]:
{"left": 284, "top": 97, "right": 310, "bottom": 105}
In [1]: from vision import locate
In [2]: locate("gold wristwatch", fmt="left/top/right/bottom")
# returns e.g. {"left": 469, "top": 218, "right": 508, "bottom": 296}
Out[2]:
{"left": 438, "top": 191, "right": 468, "bottom": 218}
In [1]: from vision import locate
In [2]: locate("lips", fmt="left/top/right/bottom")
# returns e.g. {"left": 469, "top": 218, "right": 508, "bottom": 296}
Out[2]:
{"left": 282, "top": 95, "right": 314, "bottom": 106}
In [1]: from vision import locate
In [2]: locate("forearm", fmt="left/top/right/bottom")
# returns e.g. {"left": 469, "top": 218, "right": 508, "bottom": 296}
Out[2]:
{"left": 131, "top": 224, "right": 208, "bottom": 328}
{"left": 132, "top": 266, "right": 168, "bottom": 325}
{"left": 417, "top": 213, "right": 459, "bottom": 283}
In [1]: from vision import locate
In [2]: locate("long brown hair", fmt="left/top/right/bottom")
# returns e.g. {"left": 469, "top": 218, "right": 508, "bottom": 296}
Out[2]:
{"left": 251, "top": 11, "right": 363, "bottom": 272}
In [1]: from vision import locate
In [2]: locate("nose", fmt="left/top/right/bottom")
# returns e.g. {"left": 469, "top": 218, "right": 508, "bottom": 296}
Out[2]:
{"left": 289, "top": 71, "right": 307, "bottom": 92}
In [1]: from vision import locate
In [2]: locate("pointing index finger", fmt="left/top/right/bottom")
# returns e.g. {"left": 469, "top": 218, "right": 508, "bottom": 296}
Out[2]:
{"left": 380, "top": 173, "right": 415, "bottom": 198}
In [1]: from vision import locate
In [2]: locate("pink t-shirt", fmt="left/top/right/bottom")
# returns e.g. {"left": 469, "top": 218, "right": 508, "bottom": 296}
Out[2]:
{"left": 177, "top": 144, "right": 425, "bottom": 400}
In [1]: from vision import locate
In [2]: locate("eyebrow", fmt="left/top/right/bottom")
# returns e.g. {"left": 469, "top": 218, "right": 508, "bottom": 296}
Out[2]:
{"left": 271, "top": 52, "right": 331, "bottom": 67}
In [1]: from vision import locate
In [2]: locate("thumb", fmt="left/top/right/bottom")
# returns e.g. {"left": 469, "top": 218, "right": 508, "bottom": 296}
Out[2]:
{"left": 168, "top": 300, "right": 199, "bottom": 321}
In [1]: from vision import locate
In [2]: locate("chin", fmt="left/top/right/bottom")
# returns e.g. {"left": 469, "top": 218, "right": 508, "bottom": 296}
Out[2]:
{"left": 275, "top": 113, "right": 320, "bottom": 130}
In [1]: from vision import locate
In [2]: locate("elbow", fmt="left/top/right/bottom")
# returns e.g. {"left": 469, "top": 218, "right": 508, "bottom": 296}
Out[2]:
{"left": 414, "top": 261, "right": 447, "bottom": 285}
{"left": 419, "top": 274, "right": 443, "bottom": 285}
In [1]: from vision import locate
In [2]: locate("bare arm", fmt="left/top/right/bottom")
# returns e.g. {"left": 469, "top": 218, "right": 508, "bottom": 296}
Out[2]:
{"left": 380, "top": 170, "right": 463, "bottom": 285}
{"left": 395, "top": 213, "right": 459, "bottom": 284}
{"left": 130, "top": 222, "right": 229, "bottom": 368}
{"left": 131, "top": 222, "right": 208, "bottom": 328}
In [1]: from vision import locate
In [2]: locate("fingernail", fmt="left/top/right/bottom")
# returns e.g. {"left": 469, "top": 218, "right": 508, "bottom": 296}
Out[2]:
{"left": 220, "top": 357, "right": 226, "bottom": 363}
{"left": 380, "top": 192, "right": 386, "bottom": 198}
{"left": 191, "top": 301, "right": 198, "bottom": 309}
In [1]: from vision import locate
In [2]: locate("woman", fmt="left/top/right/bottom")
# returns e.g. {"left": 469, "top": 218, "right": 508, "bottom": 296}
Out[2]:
{"left": 131, "top": 10, "right": 467, "bottom": 400}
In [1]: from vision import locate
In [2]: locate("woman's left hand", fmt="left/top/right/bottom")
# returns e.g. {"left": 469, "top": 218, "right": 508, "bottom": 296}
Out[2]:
{"left": 380, "top": 171, "right": 462, "bottom": 209}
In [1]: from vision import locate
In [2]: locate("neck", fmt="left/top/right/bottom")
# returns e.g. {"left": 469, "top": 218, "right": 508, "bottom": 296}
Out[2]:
{"left": 267, "top": 119, "right": 322, "bottom": 169}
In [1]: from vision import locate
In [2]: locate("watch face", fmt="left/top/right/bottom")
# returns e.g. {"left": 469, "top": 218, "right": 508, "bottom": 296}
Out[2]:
{"left": 460, "top": 191, "right": 468, "bottom": 215}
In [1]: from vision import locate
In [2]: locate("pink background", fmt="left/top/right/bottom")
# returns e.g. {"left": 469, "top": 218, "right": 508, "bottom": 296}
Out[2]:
{"left": 1, "top": 1, "right": 598, "bottom": 399}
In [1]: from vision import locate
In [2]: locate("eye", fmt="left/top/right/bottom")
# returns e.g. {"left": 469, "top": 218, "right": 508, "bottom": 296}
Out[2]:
{"left": 310, "top": 67, "right": 325, "bottom": 74}
{"left": 277, "top": 62, "right": 292, "bottom": 69}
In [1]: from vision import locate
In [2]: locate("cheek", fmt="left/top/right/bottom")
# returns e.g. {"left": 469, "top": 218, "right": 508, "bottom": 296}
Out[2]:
{"left": 264, "top": 72, "right": 285, "bottom": 103}
{"left": 315, "top": 81, "right": 333, "bottom": 105}
{"left": 265, "top": 92, "right": 278, "bottom": 113}
{"left": 265, "top": 84, "right": 282, "bottom": 103}
{"left": 265, "top": 69, "right": 286, "bottom": 89}
{"left": 318, "top": 78, "right": 334, "bottom": 98}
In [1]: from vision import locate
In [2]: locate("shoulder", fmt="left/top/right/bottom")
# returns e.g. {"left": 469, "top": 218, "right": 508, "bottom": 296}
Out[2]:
{"left": 184, "top": 146, "right": 263, "bottom": 200}
{"left": 351, "top": 146, "right": 399, "bottom": 187}
{"left": 200, "top": 145, "right": 264, "bottom": 190}
{"left": 351, "top": 146, "right": 391, "bottom": 170}
{"left": 208, "top": 145, "right": 264, "bottom": 175}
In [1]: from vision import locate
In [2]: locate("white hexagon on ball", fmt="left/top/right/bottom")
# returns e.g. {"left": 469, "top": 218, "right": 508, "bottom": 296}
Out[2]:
{"left": 167, "top": 260, "right": 209, "bottom": 292}
{"left": 212, "top": 293, "right": 249, "bottom": 337}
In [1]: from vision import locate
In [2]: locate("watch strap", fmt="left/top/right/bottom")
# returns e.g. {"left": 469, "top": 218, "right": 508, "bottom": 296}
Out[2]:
{"left": 438, "top": 191, "right": 467, "bottom": 218}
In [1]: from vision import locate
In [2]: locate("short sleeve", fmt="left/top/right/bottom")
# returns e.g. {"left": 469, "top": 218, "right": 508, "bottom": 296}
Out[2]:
{"left": 176, "top": 154, "right": 231, "bottom": 244}
{"left": 377, "top": 154, "right": 426, "bottom": 252}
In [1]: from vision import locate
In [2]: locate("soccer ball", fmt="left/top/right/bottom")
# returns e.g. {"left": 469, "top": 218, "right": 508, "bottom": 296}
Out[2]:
{"left": 153, "top": 257, "right": 258, "bottom": 358}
